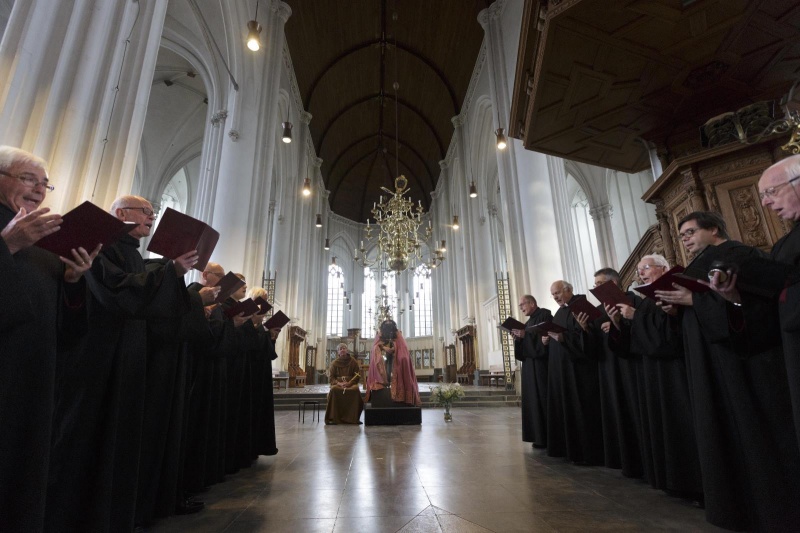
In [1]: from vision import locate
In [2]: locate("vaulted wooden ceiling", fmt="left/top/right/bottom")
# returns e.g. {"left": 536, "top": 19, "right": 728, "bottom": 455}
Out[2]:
{"left": 283, "top": 0, "right": 490, "bottom": 221}
{"left": 510, "top": 0, "right": 800, "bottom": 173}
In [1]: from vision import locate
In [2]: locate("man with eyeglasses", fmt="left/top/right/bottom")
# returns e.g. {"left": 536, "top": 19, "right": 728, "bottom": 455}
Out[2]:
{"left": 0, "top": 146, "right": 98, "bottom": 532}
{"left": 656, "top": 211, "right": 800, "bottom": 531}
{"left": 607, "top": 255, "right": 702, "bottom": 502}
{"left": 46, "top": 195, "right": 200, "bottom": 532}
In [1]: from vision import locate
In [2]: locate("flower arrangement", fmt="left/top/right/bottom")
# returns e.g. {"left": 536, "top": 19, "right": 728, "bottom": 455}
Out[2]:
{"left": 430, "top": 383, "right": 465, "bottom": 421}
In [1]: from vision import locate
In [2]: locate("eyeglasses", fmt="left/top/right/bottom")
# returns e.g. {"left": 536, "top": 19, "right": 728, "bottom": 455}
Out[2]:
{"left": 119, "top": 206, "right": 155, "bottom": 216}
{"left": 203, "top": 271, "right": 224, "bottom": 278}
{"left": 678, "top": 227, "right": 700, "bottom": 239}
{"left": 637, "top": 264, "right": 665, "bottom": 272}
{"left": 0, "top": 170, "right": 54, "bottom": 192}
{"left": 759, "top": 176, "right": 800, "bottom": 200}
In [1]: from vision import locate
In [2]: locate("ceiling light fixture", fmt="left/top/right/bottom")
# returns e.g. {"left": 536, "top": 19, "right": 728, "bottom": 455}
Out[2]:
{"left": 452, "top": 215, "right": 459, "bottom": 230}
{"left": 495, "top": 128, "right": 507, "bottom": 150}
{"left": 302, "top": 177, "right": 312, "bottom": 197}
{"left": 246, "top": 1, "right": 261, "bottom": 52}
{"left": 281, "top": 121, "right": 293, "bottom": 143}
{"left": 469, "top": 181, "right": 478, "bottom": 198}
{"left": 440, "top": 240, "right": 447, "bottom": 252}
{"left": 324, "top": 237, "right": 330, "bottom": 250}
{"left": 315, "top": 213, "right": 322, "bottom": 228}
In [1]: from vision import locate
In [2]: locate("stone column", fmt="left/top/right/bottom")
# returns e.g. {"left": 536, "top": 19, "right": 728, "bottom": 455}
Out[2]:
{"left": 546, "top": 155, "right": 582, "bottom": 286}
{"left": 450, "top": 114, "right": 478, "bottom": 320}
{"left": 210, "top": 1, "right": 291, "bottom": 284}
{"left": 589, "top": 203, "right": 618, "bottom": 269}
{"left": 478, "top": 4, "right": 530, "bottom": 304}
{"left": 0, "top": 0, "right": 168, "bottom": 211}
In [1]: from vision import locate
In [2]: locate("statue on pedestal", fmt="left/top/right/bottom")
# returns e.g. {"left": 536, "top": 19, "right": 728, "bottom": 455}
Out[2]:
{"left": 365, "top": 319, "right": 421, "bottom": 407}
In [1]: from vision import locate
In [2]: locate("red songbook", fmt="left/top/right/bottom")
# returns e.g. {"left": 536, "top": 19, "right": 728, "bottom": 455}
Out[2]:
{"left": 34, "top": 201, "right": 132, "bottom": 258}
{"left": 529, "top": 321, "right": 567, "bottom": 335}
{"left": 146, "top": 207, "right": 219, "bottom": 271}
{"left": 499, "top": 317, "right": 526, "bottom": 333}
{"left": 567, "top": 295, "right": 603, "bottom": 321}
{"left": 214, "top": 272, "right": 245, "bottom": 303}
{"left": 254, "top": 296, "right": 273, "bottom": 314}
{"left": 224, "top": 298, "right": 260, "bottom": 318}
{"left": 590, "top": 280, "right": 633, "bottom": 308}
{"left": 264, "top": 310, "right": 290, "bottom": 330}
{"left": 636, "top": 266, "right": 710, "bottom": 300}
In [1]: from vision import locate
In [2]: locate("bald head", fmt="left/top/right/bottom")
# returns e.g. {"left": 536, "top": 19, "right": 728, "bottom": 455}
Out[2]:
{"left": 759, "top": 155, "right": 800, "bottom": 222}
{"left": 201, "top": 262, "right": 225, "bottom": 287}
{"left": 550, "top": 280, "right": 573, "bottom": 307}
{"left": 111, "top": 195, "right": 155, "bottom": 239}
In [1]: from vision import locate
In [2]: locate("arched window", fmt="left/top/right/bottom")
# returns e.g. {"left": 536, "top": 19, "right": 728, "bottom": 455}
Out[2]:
{"left": 326, "top": 264, "right": 344, "bottom": 336}
{"left": 361, "top": 267, "right": 376, "bottom": 330}
{"left": 413, "top": 265, "right": 432, "bottom": 336}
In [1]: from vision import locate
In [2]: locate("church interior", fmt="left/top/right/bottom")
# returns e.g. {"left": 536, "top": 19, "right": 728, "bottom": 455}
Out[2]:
{"left": 2, "top": 0, "right": 800, "bottom": 531}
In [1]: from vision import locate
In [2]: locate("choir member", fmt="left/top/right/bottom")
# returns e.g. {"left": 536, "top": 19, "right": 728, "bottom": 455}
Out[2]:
{"left": 511, "top": 295, "right": 551, "bottom": 448}
{"left": 46, "top": 195, "right": 197, "bottom": 532}
{"left": 0, "top": 146, "right": 97, "bottom": 532}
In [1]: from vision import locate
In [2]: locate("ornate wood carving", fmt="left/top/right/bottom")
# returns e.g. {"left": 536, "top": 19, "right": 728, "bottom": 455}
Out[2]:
{"left": 641, "top": 136, "right": 791, "bottom": 266}
{"left": 456, "top": 325, "right": 477, "bottom": 378}
{"left": 288, "top": 325, "right": 307, "bottom": 388}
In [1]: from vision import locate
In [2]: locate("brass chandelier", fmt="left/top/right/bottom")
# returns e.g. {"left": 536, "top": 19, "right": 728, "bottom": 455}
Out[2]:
{"left": 353, "top": 175, "right": 444, "bottom": 272}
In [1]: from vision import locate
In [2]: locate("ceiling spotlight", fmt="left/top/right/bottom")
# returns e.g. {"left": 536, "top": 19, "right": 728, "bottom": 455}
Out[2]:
{"left": 331, "top": 256, "right": 337, "bottom": 265}
{"left": 469, "top": 181, "right": 478, "bottom": 198}
{"left": 282, "top": 121, "right": 293, "bottom": 143}
{"left": 246, "top": 20, "right": 262, "bottom": 51}
{"left": 302, "top": 177, "right": 312, "bottom": 197}
{"left": 440, "top": 240, "right": 446, "bottom": 252}
{"left": 315, "top": 213, "right": 322, "bottom": 228}
{"left": 324, "top": 237, "right": 330, "bottom": 250}
{"left": 495, "top": 128, "right": 507, "bottom": 150}
{"left": 452, "top": 215, "right": 459, "bottom": 230}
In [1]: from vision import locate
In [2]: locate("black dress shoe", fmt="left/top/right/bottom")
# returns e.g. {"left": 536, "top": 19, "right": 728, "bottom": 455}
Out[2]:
{"left": 175, "top": 499, "right": 204, "bottom": 515}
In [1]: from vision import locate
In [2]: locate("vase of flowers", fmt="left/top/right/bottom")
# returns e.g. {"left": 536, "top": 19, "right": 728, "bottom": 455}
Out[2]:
{"left": 430, "top": 382, "right": 465, "bottom": 421}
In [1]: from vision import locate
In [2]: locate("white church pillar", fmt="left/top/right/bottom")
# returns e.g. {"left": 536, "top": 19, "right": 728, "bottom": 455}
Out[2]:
{"left": 0, "top": 0, "right": 168, "bottom": 211}
{"left": 589, "top": 203, "right": 618, "bottom": 269}
{"left": 450, "top": 115, "right": 478, "bottom": 323}
{"left": 210, "top": 1, "right": 291, "bottom": 283}
{"left": 478, "top": 5, "right": 530, "bottom": 307}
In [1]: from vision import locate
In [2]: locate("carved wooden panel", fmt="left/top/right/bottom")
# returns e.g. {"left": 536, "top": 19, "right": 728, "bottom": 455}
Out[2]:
{"left": 511, "top": 0, "right": 800, "bottom": 173}
{"left": 640, "top": 136, "right": 792, "bottom": 267}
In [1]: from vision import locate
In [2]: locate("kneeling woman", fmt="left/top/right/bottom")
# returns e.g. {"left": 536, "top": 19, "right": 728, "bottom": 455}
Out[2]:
{"left": 324, "top": 343, "right": 364, "bottom": 424}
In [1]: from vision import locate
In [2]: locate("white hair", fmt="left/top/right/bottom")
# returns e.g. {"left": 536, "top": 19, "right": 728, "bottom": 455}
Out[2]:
{"left": 0, "top": 146, "right": 48, "bottom": 174}
{"left": 641, "top": 254, "right": 669, "bottom": 269}
{"left": 562, "top": 281, "right": 573, "bottom": 292}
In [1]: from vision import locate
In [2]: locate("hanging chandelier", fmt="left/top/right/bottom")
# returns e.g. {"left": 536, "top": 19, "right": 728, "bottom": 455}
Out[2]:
{"left": 353, "top": 175, "right": 444, "bottom": 272}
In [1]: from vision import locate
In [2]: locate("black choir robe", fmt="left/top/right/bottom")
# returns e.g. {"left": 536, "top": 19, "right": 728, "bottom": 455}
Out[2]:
{"left": 546, "top": 296, "right": 603, "bottom": 465}
{"left": 46, "top": 234, "right": 189, "bottom": 533}
{"left": 513, "top": 306, "right": 552, "bottom": 447}
{"left": 182, "top": 282, "right": 219, "bottom": 494}
{"left": 0, "top": 205, "right": 85, "bottom": 533}
{"left": 593, "top": 298, "right": 643, "bottom": 478}
{"left": 135, "top": 259, "right": 195, "bottom": 525}
{"left": 681, "top": 240, "right": 800, "bottom": 532}
{"left": 253, "top": 326, "right": 279, "bottom": 457}
{"left": 622, "top": 297, "right": 702, "bottom": 497}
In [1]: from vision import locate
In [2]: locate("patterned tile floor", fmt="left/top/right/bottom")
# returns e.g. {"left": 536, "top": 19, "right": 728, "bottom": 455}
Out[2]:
{"left": 149, "top": 407, "right": 721, "bottom": 532}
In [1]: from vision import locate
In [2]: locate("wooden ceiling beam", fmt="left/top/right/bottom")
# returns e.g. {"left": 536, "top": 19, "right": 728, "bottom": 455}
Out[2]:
{"left": 317, "top": 93, "right": 445, "bottom": 157}
{"left": 327, "top": 132, "right": 434, "bottom": 186}
{"left": 329, "top": 147, "right": 423, "bottom": 209}
{"left": 303, "top": 38, "right": 459, "bottom": 115}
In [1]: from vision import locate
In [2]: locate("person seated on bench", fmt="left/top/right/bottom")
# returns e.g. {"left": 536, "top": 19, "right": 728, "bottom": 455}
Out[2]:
{"left": 324, "top": 343, "right": 364, "bottom": 425}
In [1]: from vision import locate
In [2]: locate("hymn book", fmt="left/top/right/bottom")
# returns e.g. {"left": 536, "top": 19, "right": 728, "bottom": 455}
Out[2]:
{"left": 254, "top": 296, "right": 273, "bottom": 314}
{"left": 146, "top": 207, "right": 219, "bottom": 271}
{"left": 224, "top": 298, "right": 260, "bottom": 318}
{"left": 264, "top": 310, "right": 290, "bottom": 330}
{"left": 34, "top": 201, "right": 131, "bottom": 258}
{"left": 499, "top": 317, "right": 527, "bottom": 333}
{"left": 590, "top": 280, "right": 633, "bottom": 307}
{"left": 529, "top": 321, "right": 567, "bottom": 335}
{"left": 635, "top": 266, "right": 710, "bottom": 300}
{"left": 214, "top": 272, "right": 245, "bottom": 303}
{"left": 567, "top": 295, "right": 603, "bottom": 321}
